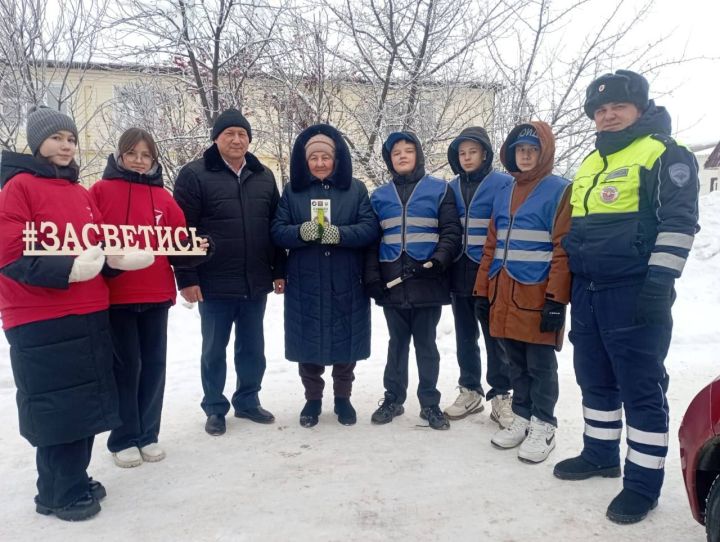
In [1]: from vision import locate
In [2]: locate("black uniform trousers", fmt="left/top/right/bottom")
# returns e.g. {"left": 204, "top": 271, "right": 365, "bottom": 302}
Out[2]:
{"left": 299, "top": 363, "right": 357, "bottom": 400}
{"left": 107, "top": 305, "right": 169, "bottom": 453}
{"left": 498, "top": 338, "right": 558, "bottom": 426}
{"left": 36, "top": 436, "right": 94, "bottom": 508}
{"left": 451, "top": 294, "right": 511, "bottom": 398}
{"left": 382, "top": 306, "right": 442, "bottom": 407}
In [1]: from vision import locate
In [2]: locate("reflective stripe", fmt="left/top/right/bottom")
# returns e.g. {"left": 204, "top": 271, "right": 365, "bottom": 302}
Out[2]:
{"left": 406, "top": 233, "right": 439, "bottom": 243}
{"left": 467, "top": 218, "right": 490, "bottom": 228}
{"left": 583, "top": 406, "right": 622, "bottom": 422}
{"left": 383, "top": 234, "right": 402, "bottom": 244}
{"left": 497, "top": 228, "right": 553, "bottom": 243}
{"left": 467, "top": 235, "right": 487, "bottom": 245}
{"left": 626, "top": 448, "right": 665, "bottom": 470}
{"left": 584, "top": 423, "right": 622, "bottom": 441}
{"left": 627, "top": 426, "right": 669, "bottom": 447}
{"left": 655, "top": 232, "right": 694, "bottom": 250}
{"left": 380, "top": 217, "right": 402, "bottom": 230}
{"left": 494, "top": 249, "right": 552, "bottom": 262}
{"left": 648, "top": 251, "right": 686, "bottom": 272}
{"left": 406, "top": 217, "right": 438, "bottom": 228}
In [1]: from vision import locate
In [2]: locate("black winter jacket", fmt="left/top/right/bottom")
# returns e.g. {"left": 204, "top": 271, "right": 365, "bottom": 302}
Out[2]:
{"left": 365, "top": 132, "right": 462, "bottom": 308}
{"left": 173, "top": 144, "right": 286, "bottom": 300}
{"left": 446, "top": 126, "right": 496, "bottom": 297}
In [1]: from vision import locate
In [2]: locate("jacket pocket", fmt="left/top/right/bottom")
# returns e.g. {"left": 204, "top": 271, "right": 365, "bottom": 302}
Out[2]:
{"left": 511, "top": 280, "right": 546, "bottom": 311}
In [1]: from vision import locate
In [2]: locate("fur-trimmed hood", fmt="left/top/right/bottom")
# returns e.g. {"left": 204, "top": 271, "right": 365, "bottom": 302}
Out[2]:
{"left": 290, "top": 124, "right": 352, "bottom": 191}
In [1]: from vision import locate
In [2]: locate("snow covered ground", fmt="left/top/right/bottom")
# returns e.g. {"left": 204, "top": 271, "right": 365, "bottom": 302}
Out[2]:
{"left": 1, "top": 192, "right": 719, "bottom": 541}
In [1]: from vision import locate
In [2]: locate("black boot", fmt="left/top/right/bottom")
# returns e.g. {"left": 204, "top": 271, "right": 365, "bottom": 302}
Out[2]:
{"left": 300, "top": 399, "right": 322, "bottom": 428}
{"left": 205, "top": 414, "right": 226, "bottom": 436}
{"left": 371, "top": 394, "right": 404, "bottom": 425}
{"left": 334, "top": 397, "right": 357, "bottom": 426}
{"left": 88, "top": 478, "right": 106, "bottom": 501}
{"left": 553, "top": 455, "right": 621, "bottom": 480}
{"left": 419, "top": 405, "right": 450, "bottom": 430}
{"left": 606, "top": 488, "right": 658, "bottom": 524}
{"left": 35, "top": 492, "right": 101, "bottom": 521}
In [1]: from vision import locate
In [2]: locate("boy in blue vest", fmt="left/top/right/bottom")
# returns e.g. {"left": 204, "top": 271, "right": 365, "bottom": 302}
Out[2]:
{"left": 474, "top": 121, "right": 571, "bottom": 463}
{"left": 444, "top": 127, "right": 514, "bottom": 427}
{"left": 365, "top": 132, "right": 462, "bottom": 430}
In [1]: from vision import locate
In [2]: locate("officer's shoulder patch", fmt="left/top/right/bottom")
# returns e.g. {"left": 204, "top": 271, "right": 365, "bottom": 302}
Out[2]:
{"left": 668, "top": 163, "right": 692, "bottom": 187}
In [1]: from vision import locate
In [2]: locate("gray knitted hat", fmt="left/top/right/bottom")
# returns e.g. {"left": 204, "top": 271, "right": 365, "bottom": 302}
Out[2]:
{"left": 26, "top": 105, "right": 79, "bottom": 154}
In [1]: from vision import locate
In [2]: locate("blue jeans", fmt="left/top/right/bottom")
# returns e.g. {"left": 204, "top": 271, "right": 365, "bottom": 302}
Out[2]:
{"left": 198, "top": 296, "right": 268, "bottom": 415}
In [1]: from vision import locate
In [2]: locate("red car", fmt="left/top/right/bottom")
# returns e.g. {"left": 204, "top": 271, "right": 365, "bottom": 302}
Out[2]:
{"left": 679, "top": 375, "right": 720, "bottom": 541}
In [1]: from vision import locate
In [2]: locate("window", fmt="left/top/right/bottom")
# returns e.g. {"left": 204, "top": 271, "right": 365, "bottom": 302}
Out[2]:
{"left": 113, "top": 82, "right": 160, "bottom": 128}
{"left": 711, "top": 177, "right": 718, "bottom": 192}
{"left": 46, "top": 83, "right": 68, "bottom": 113}
{"left": 0, "top": 83, "right": 24, "bottom": 125}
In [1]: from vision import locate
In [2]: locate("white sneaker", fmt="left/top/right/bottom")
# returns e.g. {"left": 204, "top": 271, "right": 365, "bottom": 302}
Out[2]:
{"left": 517, "top": 416, "right": 556, "bottom": 463}
{"left": 444, "top": 387, "right": 484, "bottom": 420}
{"left": 491, "top": 415, "right": 530, "bottom": 449}
{"left": 490, "top": 393, "right": 515, "bottom": 428}
{"left": 112, "top": 447, "right": 143, "bottom": 468}
{"left": 140, "top": 443, "right": 166, "bottom": 463}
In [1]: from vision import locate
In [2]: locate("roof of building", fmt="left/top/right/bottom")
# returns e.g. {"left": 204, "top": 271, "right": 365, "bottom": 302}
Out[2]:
{"left": 705, "top": 141, "right": 720, "bottom": 169}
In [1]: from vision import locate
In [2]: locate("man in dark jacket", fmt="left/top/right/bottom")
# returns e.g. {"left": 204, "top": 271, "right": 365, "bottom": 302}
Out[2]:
{"left": 173, "top": 109, "right": 286, "bottom": 436}
{"left": 365, "top": 132, "right": 462, "bottom": 430}
{"left": 444, "top": 126, "right": 514, "bottom": 427}
{"left": 553, "top": 70, "right": 699, "bottom": 524}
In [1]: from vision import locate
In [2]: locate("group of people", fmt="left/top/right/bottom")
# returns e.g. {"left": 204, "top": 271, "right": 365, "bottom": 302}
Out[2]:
{"left": 0, "top": 69, "right": 698, "bottom": 527}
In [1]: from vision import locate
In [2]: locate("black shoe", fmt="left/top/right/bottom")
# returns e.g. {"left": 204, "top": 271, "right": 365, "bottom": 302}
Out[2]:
{"left": 419, "top": 405, "right": 450, "bottom": 430}
{"left": 606, "top": 488, "right": 658, "bottom": 524}
{"left": 334, "top": 397, "right": 357, "bottom": 426}
{"left": 300, "top": 399, "right": 322, "bottom": 428}
{"left": 371, "top": 396, "right": 404, "bottom": 425}
{"left": 205, "top": 414, "right": 226, "bottom": 436}
{"left": 234, "top": 406, "right": 275, "bottom": 424}
{"left": 88, "top": 478, "right": 106, "bottom": 501}
{"left": 553, "top": 455, "right": 621, "bottom": 481}
{"left": 35, "top": 492, "right": 101, "bottom": 521}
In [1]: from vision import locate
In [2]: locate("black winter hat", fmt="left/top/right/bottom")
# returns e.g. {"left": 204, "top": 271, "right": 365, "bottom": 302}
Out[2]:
{"left": 211, "top": 108, "right": 252, "bottom": 142}
{"left": 584, "top": 70, "right": 650, "bottom": 119}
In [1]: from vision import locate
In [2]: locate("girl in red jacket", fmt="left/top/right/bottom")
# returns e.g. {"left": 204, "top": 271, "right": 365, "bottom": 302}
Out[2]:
{"left": 90, "top": 128, "right": 209, "bottom": 468}
{"left": 0, "top": 107, "right": 151, "bottom": 520}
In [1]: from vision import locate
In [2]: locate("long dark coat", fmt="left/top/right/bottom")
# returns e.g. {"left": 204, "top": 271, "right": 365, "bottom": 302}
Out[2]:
{"left": 271, "top": 124, "right": 379, "bottom": 364}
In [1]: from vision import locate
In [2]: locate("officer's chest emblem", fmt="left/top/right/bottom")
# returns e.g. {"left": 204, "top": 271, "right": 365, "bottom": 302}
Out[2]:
{"left": 600, "top": 185, "right": 619, "bottom": 203}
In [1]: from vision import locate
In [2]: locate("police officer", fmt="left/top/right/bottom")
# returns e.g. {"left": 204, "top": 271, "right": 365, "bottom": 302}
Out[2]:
{"left": 553, "top": 70, "right": 699, "bottom": 524}
{"left": 365, "top": 131, "right": 462, "bottom": 430}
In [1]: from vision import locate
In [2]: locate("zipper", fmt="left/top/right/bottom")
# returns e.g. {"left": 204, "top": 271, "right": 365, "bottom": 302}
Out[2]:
{"left": 500, "top": 183, "right": 516, "bottom": 268}
{"left": 583, "top": 154, "right": 609, "bottom": 216}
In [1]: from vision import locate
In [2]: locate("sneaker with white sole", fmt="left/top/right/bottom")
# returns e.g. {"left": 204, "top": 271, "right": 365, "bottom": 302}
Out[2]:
{"left": 140, "top": 443, "right": 166, "bottom": 463}
{"left": 517, "top": 416, "right": 556, "bottom": 463}
{"left": 490, "top": 393, "right": 514, "bottom": 428}
{"left": 443, "top": 387, "right": 484, "bottom": 420}
{"left": 491, "top": 415, "right": 529, "bottom": 449}
{"left": 112, "top": 447, "right": 143, "bottom": 468}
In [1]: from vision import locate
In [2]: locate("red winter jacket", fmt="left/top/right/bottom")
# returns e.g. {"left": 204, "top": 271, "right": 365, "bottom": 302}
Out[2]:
{"left": 0, "top": 153, "right": 109, "bottom": 330}
{"left": 89, "top": 155, "right": 188, "bottom": 306}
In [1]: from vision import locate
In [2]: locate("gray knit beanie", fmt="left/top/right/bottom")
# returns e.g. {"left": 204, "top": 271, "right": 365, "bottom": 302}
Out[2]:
{"left": 26, "top": 105, "right": 79, "bottom": 155}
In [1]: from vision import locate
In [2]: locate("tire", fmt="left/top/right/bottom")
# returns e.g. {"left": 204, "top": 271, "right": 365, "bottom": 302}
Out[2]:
{"left": 707, "top": 474, "right": 720, "bottom": 542}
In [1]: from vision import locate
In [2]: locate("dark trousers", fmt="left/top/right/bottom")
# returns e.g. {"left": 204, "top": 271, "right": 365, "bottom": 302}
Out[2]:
{"left": 570, "top": 277, "right": 672, "bottom": 501}
{"left": 451, "top": 294, "right": 511, "bottom": 398}
{"left": 107, "top": 306, "right": 168, "bottom": 452}
{"left": 298, "top": 363, "right": 357, "bottom": 400}
{"left": 198, "top": 296, "right": 268, "bottom": 415}
{"left": 36, "top": 436, "right": 94, "bottom": 508}
{"left": 499, "top": 338, "right": 558, "bottom": 426}
{"left": 382, "top": 306, "right": 442, "bottom": 407}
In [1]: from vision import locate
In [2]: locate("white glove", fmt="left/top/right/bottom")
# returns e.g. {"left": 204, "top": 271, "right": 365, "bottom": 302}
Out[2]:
{"left": 106, "top": 250, "right": 155, "bottom": 271}
{"left": 69, "top": 246, "right": 105, "bottom": 283}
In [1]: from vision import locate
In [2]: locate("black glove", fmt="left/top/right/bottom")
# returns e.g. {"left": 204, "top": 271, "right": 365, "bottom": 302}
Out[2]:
{"left": 540, "top": 299, "right": 566, "bottom": 333}
{"left": 476, "top": 296, "right": 490, "bottom": 324}
{"left": 412, "top": 258, "right": 443, "bottom": 278}
{"left": 635, "top": 276, "right": 674, "bottom": 326}
{"left": 366, "top": 281, "right": 388, "bottom": 300}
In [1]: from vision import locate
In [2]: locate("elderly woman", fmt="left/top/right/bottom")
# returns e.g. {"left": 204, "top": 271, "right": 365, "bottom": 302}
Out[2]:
{"left": 271, "top": 124, "right": 378, "bottom": 428}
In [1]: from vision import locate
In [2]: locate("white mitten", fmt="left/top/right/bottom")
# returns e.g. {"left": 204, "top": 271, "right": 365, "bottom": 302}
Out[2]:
{"left": 69, "top": 246, "right": 105, "bottom": 283}
{"left": 106, "top": 250, "right": 155, "bottom": 271}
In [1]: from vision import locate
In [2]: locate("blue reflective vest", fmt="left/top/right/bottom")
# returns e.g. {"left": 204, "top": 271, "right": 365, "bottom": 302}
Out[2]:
{"left": 371, "top": 175, "right": 448, "bottom": 262}
{"left": 449, "top": 171, "right": 512, "bottom": 263}
{"left": 489, "top": 175, "right": 569, "bottom": 284}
